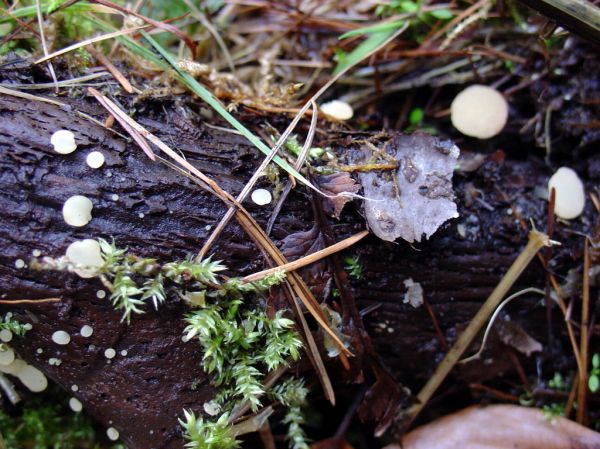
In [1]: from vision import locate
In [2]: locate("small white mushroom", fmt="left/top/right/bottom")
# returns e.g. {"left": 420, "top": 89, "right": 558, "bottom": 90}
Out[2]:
{"left": 71, "top": 384, "right": 79, "bottom": 392}
{"left": 548, "top": 167, "right": 585, "bottom": 220}
{"left": 66, "top": 239, "right": 103, "bottom": 278}
{"left": 16, "top": 365, "right": 48, "bottom": 392}
{"left": 320, "top": 100, "right": 354, "bottom": 121}
{"left": 251, "top": 188, "right": 272, "bottom": 206}
{"left": 51, "top": 130, "right": 77, "bottom": 154}
{"left": 69, "top": 397, "right": 83, "bottom": 412}
{"left": 0, "top": 329, "right": 13, "bottom": 343}
{"left": 106, "top": 427, "right": 120, "bottom": 441}
{"left": 86, "top": 151, "right": 105, "bottom": 169}
{"left": 450, "top": 85, "right": 508, "bottom": 139}
{"left": 0, "top": 358, "right": 26, "bottom": 374}
{"left": 203, "top": 400, "right": 221, "bottom": 416}
{"left": 62, "top": 195, "right": 93, "bottom": 227}
{"left": 120, "top": 350, "right": 128, "bottom": 356}
{"left": 96, "top": 290, "right": 106, "bottom": 299}
{"left": 0, "top": 347, "right": 15, "bottom": 365}
{"left": 80, "top": 325, "right": 94, "bottom": 338}
{"left": 14, "top": 259, "right": 25, "bottom": 269}
{"left": 32, "top": 249, "right": 42, "bottom": 257}
{"left": 104, "top": 348, "right": 116, "bottom": 359}
{"left": 111, "top": 194, "right": 119, "bottom": 202}
{"left": 51, "top": 330, "right": 71, "bottom": 345}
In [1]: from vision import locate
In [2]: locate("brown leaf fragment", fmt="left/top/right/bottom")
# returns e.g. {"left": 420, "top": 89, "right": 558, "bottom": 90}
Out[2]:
{"left": 390, "top": 405, "right": 600, "bottom": 449}
{"left": 357, "top": 133, "right": 460, "bottom": 243}
{"left": 495, "top": 319, "right": 543, "bottom": 357}
{"left": 357, "top": 360, "right": 411, "bottom": 437}
{"left": 314, "top": 172, "right": 361, "bottom": 218}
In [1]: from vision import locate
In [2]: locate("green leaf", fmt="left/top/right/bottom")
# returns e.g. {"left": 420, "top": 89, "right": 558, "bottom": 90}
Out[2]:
{"left": 593, "top": 353, "right": 600, "bottom": 368}
{"left": 140, "top": 31, "right": 315, "bottom": 191}
{"left": 334, "top": 29, "right": 397, "bottom": 75}
{"left": 409, "top": 107, "right": 424, "bottom": 125}
{"left": 399, "top": 1, "right": 418, "bottom": 13}
{"left": 430, "top": 8, "right": 454, "bottom": 20}
{"left": 339, "top": 20, "right": 405, "bottom": 39}
{"left": 589, "top": 375, "right": 599, "bottom": 393}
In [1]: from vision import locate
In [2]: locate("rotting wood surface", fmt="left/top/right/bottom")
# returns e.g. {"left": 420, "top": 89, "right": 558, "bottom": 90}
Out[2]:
{"left": 0, "top": 92, "right": 596, "bottom": 448}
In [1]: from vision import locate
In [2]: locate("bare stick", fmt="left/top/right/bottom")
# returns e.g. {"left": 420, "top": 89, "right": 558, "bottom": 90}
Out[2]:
{"left": 402, "top": 230, "right": 556, "bottom": 426}
{"left": 242, "top": 231, "right": 368, "bottom": 283}
{"left": 0, "top": 373, "right": 21, "bottom": 405}
{"left": 576, "top": 238, "right": 590, "bottom": 424}
{"left": 0, "top": 297, "right": 61, "bottom": 304}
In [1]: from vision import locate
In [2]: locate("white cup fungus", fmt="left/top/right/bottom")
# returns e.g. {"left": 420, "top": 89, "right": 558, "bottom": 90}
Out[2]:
{"left": 107, "top": 427, "right": 120, "bottom": 441}
{"left": 0, "top": 347, "right": 15, "bottom": 366}
{"left": 66, "top": 239, "right": 104, "bottom": 278}
{"left": 251, "top": 188, "right": 272, "bottom": 206}
{"left": 80, "top": 325, "right": 94, "bottom": 338}
{"left": 51, "top": 330, "right": 71, "bottom": 345}
{"left": 62, "top": 195, "right": 93, "bottom": 227}
{"left": 321, "top": 100, "right": 354, "bottom": 121}
{"left": 86, "top": 151, "right": 105, "bottom": 169}
{"left": 69, "top": 397, "right": 83, "bottom": 412}
{"left": 17, "top": 365, "right": 48, "bottom": 392}
{"left": 51, "top": 130, "right": 77, "bottom": 154}
{"left": 548, "top": 167, "right": 585, "bottom": 220}
{"left": 0, "top": 358, "right": 26, "bottom": 375}
{"left": 450, "top": 85, "right": 508, "bottom": 139}
{"left": 0, "top": 329, "right": 13, "bottom": 343}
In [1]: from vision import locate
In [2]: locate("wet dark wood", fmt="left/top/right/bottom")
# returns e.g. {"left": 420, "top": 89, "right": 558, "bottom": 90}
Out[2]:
{"left": 0, "top": 92, "right": 595, "bottom": 448}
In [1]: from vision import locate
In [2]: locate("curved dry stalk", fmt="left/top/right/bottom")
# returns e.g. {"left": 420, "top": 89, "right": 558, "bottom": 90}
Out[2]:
{"left": 402, "top": 230, "right": 557, "bottom": 427}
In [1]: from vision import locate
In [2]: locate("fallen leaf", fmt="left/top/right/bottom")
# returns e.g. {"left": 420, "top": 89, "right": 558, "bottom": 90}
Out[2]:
{"left": 389, "top": 405, "right": 600, "bottom": 449}
{"left": 315, "top": 172, "right": 361, "bottom": 219}
{"left": 496, "top": 319, "right": 543, "bottom": 357}
{"left": 357, "top": 133, "right": 460, "bottom": 243}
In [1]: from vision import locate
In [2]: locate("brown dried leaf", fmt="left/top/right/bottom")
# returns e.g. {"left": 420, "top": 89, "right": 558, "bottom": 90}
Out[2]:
{"left": 391, "top": 405, "right": 600, "bottom": 449}
{"left": 357, "top": 360, "right": 411, "bottom": 437}
{"left": 496, "top": 319, "right": 543, "bottom": 356}
{"left": 315, "top": 172, "right": 361, "bottom": 219}
{"left": 358, "top": 133, "right": 460, "bottom": 243}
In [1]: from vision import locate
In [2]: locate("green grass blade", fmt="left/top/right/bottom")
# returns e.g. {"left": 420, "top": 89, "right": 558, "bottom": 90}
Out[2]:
{"left": 140, "top": 30, "right": 315, "bottom": 189}
{"left": 339, "top": 20, "right": 405, "bottom": 39}
{"left": 334, "top": 29, "right": 398, "bottom": 75}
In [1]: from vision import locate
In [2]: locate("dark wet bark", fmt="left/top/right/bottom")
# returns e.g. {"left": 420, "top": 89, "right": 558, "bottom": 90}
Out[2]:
{"left": 0, "top": 92, "right": 595, "bottom": 448}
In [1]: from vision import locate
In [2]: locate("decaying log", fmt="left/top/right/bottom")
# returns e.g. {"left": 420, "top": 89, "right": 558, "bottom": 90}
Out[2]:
{"left": 0, "top": 92, "right": 596, "bottom": 448}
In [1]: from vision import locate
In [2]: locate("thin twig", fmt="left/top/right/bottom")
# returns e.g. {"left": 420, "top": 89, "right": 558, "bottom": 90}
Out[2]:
{"left": 34, "top": 0, "right": 59, "bottom": 91}
{"left": 242, "top": 231, "right": 368, "bottom": 283}
{"left": 34, "top": 25, "right": 149, "bottom": 64}
{"left": 87, "top": 46, "right": 134, "bottom": 93}
{"left": 0, "top": 297, "right": 61, "bottom": 304}
{"left": 402, "top": 230, "right": 556, "bottom": 427}
{"left": 576, "top": 238, "right": 590, "bottom": 424}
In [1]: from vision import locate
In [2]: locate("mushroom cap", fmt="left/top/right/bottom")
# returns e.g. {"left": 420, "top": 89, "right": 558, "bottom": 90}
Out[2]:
{"left": 86, "top": 151, "right": 105, "bottom": 169}
{"left": 66, "top": 239, "right": 103, "bottom": 278}
{"left": 321, "top": 100, "right": 354, "bottom": 121}
{"left": 50, "top": 130, "right": 77, "bottom": 154}
{"left": 251, "top": 188, "right": 272, "bottom": 206}
{"left": 17, "top": 364, "right": 48, "bottom": 392}
{"left": 0, "top": 346, "right": 15, "bottom": 366}
{"left": 62, "top": 195, "right": 93, "bottom": 227}
{"left": 450, "top": 85, "right": 508, "bottom": 139}
{"left": 548, "top": 167, "right": 585, "bottom": 220}
{"left": 51, "top": 330, "right": 71, "bottom": 345}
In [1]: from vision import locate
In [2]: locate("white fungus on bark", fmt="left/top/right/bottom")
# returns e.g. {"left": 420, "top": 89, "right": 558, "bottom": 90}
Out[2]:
{"left": 62, "top": 195, "right": 93, "bottom": 227}
{"left": 69, "top": 397, "right": 83, "bottom": 412}
{"left": 251, "top": 188, "right": 272, "bottom": 206}
{"left": 80, "top": 325, "right": 94, "bottom": 338}
{"left": 51, "top": 330, "right": 71, "bottom": 345}
{"left": 0, "top": 329, "right": 13, "bottom": 343}
{"left": 548, "top": 167, "right": 585, "bottom": 220}
{"left": 14, "top": 259, "right": 25, "bottom": 269}
{"left": 450, "top": 85, "right": 508, "bottom": 139}
{"left": 104, "top": 348, "right": 116, "bottom": 359}
{"left": 86, "top": 151, "right": 105, "bottom": 169}
{"left": 320, "top": 100, "right": 354, "bottom": 120}
{"left": 0, "top": 347, "right": 15, "bottom": 365}
{"left": 17, "top": 365, "right": 48, "bottom": 392}
{"left": 66, "top": 239, "right": 104, "bottom": 278}
{"left": 106, "top": 427, "right": 120, "bottom": 441}
{"left": 50, "top": 130, "right": 77, "bottom": 154}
